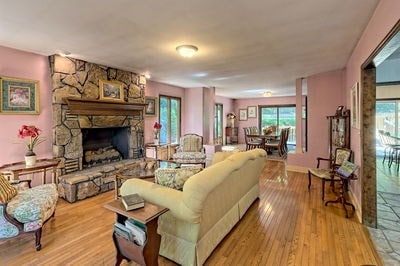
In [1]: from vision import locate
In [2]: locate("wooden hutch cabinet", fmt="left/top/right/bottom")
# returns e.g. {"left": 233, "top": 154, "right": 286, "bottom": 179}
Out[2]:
{"left": 225, "top": 127, "right": 238, "bottom": 145}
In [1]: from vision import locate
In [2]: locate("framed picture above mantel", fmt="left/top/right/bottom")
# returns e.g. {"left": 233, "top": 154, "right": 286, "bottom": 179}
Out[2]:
{"left": 99, "top": 79, "right": 124, "bottom": 102}
{"left": 0, "top": 76, "right": 39, "bottom": 114}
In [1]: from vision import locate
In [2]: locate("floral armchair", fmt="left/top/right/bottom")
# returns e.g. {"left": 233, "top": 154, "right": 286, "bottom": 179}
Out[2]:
{"left": 0, "top": 174, "right": 58, "bottom": 250}
{"left": 172, "top": 134, "right": 206, "bottom": 165}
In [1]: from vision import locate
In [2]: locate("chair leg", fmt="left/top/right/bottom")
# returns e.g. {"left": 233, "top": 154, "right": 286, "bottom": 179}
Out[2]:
{"left": 308, "top": 171, "right": 312, "bottom": 190}
{"left": 35, "top": 227, "right": 42, "bottom": 251}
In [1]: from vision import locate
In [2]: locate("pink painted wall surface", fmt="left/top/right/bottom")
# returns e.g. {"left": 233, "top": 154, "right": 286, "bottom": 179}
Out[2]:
{"left": 287, "top": 69, "right": 345, "bottom": 167}
{"left": 344, "top": 0, "right": 400, "bottom": 204}
{"left": 183, "top": 88, "right": 203, "bottom": 136}
{"left": 234, "top": 96, "right": 296, "bottom": 143}
{"left": 215, "top": 95, "right": 234, "bottom": 144}
{"left": 0, "top": 45, "right": 52, "bottom": 165}
{"left": 144, "top": 80, "right": 186, "bottom": 144}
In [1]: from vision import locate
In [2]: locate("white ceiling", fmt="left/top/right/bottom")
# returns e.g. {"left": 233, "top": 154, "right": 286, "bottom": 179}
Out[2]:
{"left": 0, "top": 0, "right": 379, "bottom": 98}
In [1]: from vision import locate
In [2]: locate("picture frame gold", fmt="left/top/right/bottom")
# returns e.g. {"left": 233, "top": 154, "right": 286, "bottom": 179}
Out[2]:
{"left": 350, "top": 82, "right": 360, "bottom": 129}
{"left": 239, "top": 109, "right": 248, "bottom": 121}
{"left": 99, "top": 79, "right": 124, "bottom": 102}
{"left": 247, "top": 106, "right": 257, "bottom": 118}
{"left": 144, "top": 96, "right": 157, "bottom": 116}
{"left": 0, "top": 76, "right": 39, "bottom": 114}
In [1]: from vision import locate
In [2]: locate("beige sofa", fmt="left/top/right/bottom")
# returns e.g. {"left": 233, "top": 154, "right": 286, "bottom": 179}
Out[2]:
{"left": 120, "top": 148, "right": 267, "bottom": 265}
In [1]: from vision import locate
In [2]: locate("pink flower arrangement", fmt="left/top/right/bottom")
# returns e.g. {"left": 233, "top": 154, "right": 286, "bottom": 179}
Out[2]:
{"left": 153, "top": 122, "right": 162, "bottom": 139}
{"left": 18, "top": 125, "right": 45, "bottom": 156}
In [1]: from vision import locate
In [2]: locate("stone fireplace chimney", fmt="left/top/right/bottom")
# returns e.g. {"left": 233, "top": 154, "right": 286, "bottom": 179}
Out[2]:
{"left": 49, "top": 55, "right": 146, "bottom": 175}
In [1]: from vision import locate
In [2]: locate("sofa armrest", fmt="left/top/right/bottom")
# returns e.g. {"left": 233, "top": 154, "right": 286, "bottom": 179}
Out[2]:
{"left": 120, "top": 178, "right": 201, "bottom": 223}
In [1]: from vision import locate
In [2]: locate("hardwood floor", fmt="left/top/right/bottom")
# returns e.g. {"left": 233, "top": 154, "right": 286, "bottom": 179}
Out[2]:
{"left": 0, "top": 160, "right": 382, "bottom": 265}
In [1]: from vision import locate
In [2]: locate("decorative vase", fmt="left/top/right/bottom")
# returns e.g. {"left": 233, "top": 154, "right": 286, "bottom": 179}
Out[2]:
{"left": 154, "top": 138, "right": 159, "bottom": 145}
{"left": 25, "top": 151, "right": 37, "bottom": 166}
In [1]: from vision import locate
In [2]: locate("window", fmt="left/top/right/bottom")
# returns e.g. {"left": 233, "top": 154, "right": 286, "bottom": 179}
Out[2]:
{"left": 159, "top": 95, "right": 181, "bottom": 144}
{"left": 376, "top": 99, "right": 399, "bottom": 136}
{"left": 259, "top": 105, "right": 296, "bottom": 146}
{"left": 214, "top": 103, "right": 223, "bottom": 144}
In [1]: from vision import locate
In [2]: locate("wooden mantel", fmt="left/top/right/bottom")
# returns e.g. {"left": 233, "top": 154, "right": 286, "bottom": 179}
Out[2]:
{"left": 65, "top": 97, "right": 147, "bottom": 116}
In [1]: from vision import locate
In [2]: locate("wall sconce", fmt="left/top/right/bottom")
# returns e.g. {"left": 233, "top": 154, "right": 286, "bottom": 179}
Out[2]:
{"left": 263, "top": 91, "right": 272, "bottom": 97}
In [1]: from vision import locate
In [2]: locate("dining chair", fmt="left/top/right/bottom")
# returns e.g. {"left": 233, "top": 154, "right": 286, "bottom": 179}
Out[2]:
{"left": 264, "top": 128, "right": 288, "bottom": 156}
{"left": 308, "top": 148, "right": 352, "bottom": 200}
{"left": 243, "top": 127, "right": 261, "bottom": 150}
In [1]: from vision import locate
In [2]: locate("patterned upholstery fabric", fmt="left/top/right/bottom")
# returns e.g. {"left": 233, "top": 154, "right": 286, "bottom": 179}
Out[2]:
{"left": 0, "top": 175, "right": 17, "bottom": 204}
{"left": 155, "top": 167, "right": 202, "bottom": 190}
{"left": 177, "top": 134, "right": 204, "bottom": 152}
{"left": 334, "top": 149, "right": 352, "bottom": 165}
{"left": 6, "top": 184, "right": 58, "bottom": 232}
{"left": 308, "top": 168, "right": 340, "bottom": 180}
{"left": 0, "top": 205, "right": 19, "bottom": 238}
{"left": 173, "top": 152, "right": 206, "bottom": 160}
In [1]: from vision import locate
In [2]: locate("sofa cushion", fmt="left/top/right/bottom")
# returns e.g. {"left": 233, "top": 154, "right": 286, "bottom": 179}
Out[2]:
{"left": 6, "top": 184, "right": 58, "bottom": 224}
{"left": 211, "top": 152, "right": 236, "bottom": 165}
{"left": 155, "top": 167, "right": 202, "bottom": 190}
{"left": 0, "top": 175, "right": 17, "bottom": 204}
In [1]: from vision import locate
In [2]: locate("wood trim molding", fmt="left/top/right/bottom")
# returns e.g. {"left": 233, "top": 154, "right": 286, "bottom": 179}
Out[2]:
{"left": 65, "top": 97, "right": 146, "bottom": 116}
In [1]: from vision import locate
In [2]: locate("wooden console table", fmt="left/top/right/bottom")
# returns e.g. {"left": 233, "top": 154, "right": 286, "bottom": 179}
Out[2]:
{"left": 0, "top": 158, "right": 60, "bottom": 184}
{"left": 104, "top": 200, "right": 168, "bottom": 266}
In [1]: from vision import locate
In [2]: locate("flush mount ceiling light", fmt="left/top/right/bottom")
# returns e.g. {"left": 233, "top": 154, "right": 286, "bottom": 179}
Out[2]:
{"left": 55, "top": 50, "right": 71, "bottom": 57}
{"left": 176, "top": 45, "right": 198, "bottom": 57}
{"left": 263, "top": 91, "right": 272, "bottom": 97}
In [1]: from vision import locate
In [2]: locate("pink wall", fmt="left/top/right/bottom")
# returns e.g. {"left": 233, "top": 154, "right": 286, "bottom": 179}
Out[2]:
{"left": 0, "top": 45, "right": 52, "bottom": 165}
{"left": 183, "top": 88, "right": 204, "bottom": 136}
{"left": 144, "top": 80, "right": 186, "bottom": 144}
{"left": 234, "top": 96, "right": 296, "bottom": 143}
{"left": 344, "top": 0, "right": 400, "bottom": 202}
{"left": 215, "top": 95, "right": 234, "bottom": 144}
{"left": 288, "top": 69, "right": 345, "bottom": 167}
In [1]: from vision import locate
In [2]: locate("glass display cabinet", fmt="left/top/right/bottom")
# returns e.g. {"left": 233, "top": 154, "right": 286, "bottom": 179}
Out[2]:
{"left": 327, "top": 112, "right": 350, "bottom": 160}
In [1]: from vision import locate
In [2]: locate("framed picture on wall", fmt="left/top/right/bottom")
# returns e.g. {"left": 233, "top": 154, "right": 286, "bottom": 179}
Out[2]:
{"left": 350, "top": 82, "right": 360, "bottom": 129}
{"left": 144, "top": 96, "right": 157, "bottom": 116}
{"left": 247, "top": 106, "right": 257, "bottom": 118}
{"left": 239, "top": 109, "right": 248, "bottom": 121}
{"left": 99, "top": 79, "right": 124, "bottom": 102}
{"left": 0, "top": 76, "right": 39, "bottom": 114}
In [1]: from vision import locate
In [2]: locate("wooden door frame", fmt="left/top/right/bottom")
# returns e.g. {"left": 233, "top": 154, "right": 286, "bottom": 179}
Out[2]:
{"left": 360, "top": 20, "right": 400, "bottom": 227}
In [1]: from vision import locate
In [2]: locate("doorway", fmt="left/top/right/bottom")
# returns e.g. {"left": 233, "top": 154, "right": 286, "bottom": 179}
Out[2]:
{"left": 361, "top": 20, "right": 400, "bottom": 227}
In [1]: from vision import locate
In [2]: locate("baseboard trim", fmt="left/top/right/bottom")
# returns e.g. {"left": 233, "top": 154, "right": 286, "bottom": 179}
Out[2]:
{"left": 348, "top": 187, "right": 362, "bottom": 223}
{"left": 286, "top": 164, "right": 308, "bottom": 173}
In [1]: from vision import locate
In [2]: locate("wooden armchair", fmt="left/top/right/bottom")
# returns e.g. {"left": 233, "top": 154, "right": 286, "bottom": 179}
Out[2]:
{"left": 0, "top": 174, "right": 58, "bottom": 250}
{"left": 307, "top": 148, "right": 352, "bottom": 200}
{"left": 172, "top": 134, "right": 206, "bottom": 164}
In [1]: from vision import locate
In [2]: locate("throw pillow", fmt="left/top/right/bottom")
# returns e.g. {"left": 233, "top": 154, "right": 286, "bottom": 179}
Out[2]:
{"left": 155, "top": 167, "right": 202, "bottom": 190}
{"left": 0, "top": 175, "right": 18, "bottom": 204}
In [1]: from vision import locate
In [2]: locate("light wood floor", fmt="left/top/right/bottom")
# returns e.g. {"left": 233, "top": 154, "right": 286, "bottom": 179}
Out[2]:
{"left": 0, "top": 160, "right": 382, "bottom": 266}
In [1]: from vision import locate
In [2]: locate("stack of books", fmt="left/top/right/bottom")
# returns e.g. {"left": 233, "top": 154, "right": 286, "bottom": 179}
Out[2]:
{"left": 114, "top": 218, "right": 147, "bottom": 246}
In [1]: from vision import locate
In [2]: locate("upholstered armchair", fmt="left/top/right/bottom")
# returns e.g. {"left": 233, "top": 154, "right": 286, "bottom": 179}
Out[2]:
{"left": 172, "top": 134, "right": 206, "bottom": 165}
{"left": 0, "top": 174, "right": 58, "bottom": 250}
{"left": 308, "top": 148, "right": 352, "bottom": 200}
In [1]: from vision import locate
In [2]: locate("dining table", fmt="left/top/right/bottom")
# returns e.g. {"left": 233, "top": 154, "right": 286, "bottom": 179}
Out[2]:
{"left": 246, "top": 132, "right": 280, "bottom": 150}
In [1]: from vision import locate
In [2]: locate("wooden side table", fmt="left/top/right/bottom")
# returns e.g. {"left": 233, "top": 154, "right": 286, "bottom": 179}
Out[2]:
{"left": 104, "top": 200, "right": 168, "bottom": 266}
{"left": 0, "top": 158, "right": 60, "bottom": 184}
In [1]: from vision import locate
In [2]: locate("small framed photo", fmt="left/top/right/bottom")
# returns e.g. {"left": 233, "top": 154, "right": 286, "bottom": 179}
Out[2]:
{"left": 239, "top": 109, "right": 248, "bottom": 121}
{"left": 248, "top": 106, "right": 257, "bottom": 118}
{"left": 99, "top": 79, "right": 123, "bottom": 102}
{"left": 144, "top": 96, "right": 157, "bottom": 116}
{"left": 350, "top": 82, "right": 360, "bottom": 129}
{"left": 0, "top": 76, "right": 39, "bottom": 114}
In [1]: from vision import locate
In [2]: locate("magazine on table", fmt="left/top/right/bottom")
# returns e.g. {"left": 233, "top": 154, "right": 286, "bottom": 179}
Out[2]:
{"left": 336, "top": 160, "right": 358, "bottom": 178}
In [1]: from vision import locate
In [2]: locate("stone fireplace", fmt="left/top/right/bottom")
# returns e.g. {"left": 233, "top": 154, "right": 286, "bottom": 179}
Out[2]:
{"left": 49, "top": 55, "right": 147, "bottom": 202}
{"left": 49, "top": 55, "right": 146, "bottom": 175}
